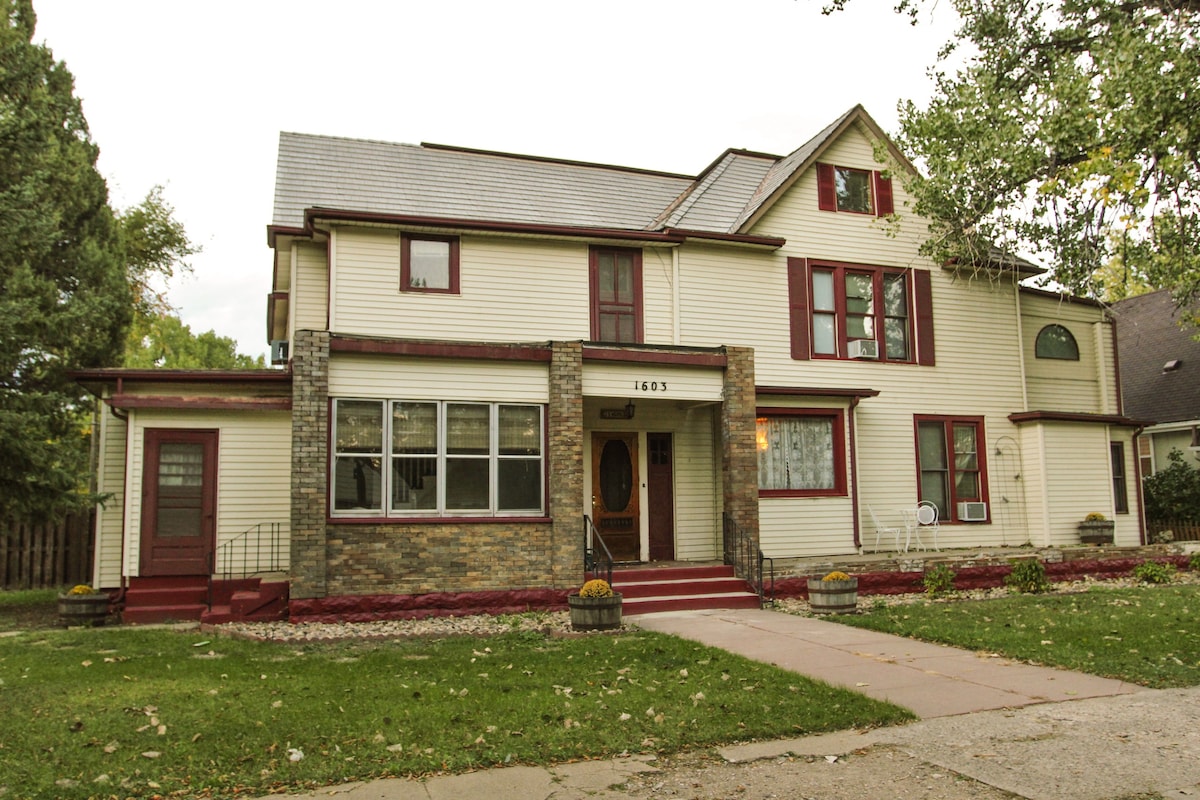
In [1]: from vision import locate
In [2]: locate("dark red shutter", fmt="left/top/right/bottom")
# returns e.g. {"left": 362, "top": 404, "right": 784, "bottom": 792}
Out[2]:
{"left": 914, "top": 269, "right": 935, "bottom": 366}
{"left": 874, "top": 172, "right": 894, "bottom": 216}
{"left": 787, "top": 257, "right": 811, "bottom": 360}
{"left": 816, "top": 163, "right": 836, "bottom": 211}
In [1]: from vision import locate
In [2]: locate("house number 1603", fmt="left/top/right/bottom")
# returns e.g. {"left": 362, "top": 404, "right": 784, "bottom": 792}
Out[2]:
{"left": 634, "top": 381, "right": 668, "bottom": 392}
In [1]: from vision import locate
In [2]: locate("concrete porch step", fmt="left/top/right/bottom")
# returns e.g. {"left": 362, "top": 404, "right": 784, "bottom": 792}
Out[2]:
{"left": 622, "top": 592, "right": 762, "bottom": 616}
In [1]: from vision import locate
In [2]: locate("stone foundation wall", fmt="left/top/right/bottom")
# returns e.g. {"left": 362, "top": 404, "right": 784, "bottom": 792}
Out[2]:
{"left": 323, "top": 521, "right": 557, "bottom": 597}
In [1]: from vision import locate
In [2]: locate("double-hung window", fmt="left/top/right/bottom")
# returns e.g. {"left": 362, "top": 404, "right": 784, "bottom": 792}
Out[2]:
{"left": 915, "top": 416, "right": 988, "bottom": 522}
{"left": 788, "top": 258, "right": 934, "bottom": 364}
{"left": 332, "top": 398, "right": 544, "bottom": 518}
{"left": 755, "top": 409, "right": 846, "bottom": 497}
{"left": 1110, "top": 441, "right": 1129, "bottom": 514}
{"left": 589, "top": 246, "right": 643, "bottom": 343}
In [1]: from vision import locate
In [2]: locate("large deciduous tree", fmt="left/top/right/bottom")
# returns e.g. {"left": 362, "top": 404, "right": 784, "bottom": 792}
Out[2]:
{"left": 1, "top": 0, "right": 129, "bottom": 520}
{"left": 829, "top": 0, "right": 1200, "bottom": 313}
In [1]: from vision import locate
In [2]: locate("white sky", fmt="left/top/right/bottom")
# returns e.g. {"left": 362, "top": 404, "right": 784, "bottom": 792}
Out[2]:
{"left": 33, "top": 0, "right": 959, "bottom": 360}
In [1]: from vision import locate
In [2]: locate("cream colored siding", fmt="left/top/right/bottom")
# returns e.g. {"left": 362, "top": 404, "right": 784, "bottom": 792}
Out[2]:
{"left": 582, "top": 400, "right": 719, "bottom": 562}
{"left": 1038, "top": 423, "right": 1124, "bottom": 546}
{"left": 329, "top": 354, "right": 549, "bottom": 403}
{"left": 1022, "top": 296, "right": 1109, "bottom": 413}
{"left": 582, "top": 363, "right": 723, "bottom": 402}
{"left": 93, "top": 404, "right": 128, "bottom": 589}
{"left": 1112, "top": 431, "right": 1140, "bottom": 543}
{"left": 292, "top": 241, "right": 328, "bottom": 333}
{"left": 1149, "top": 429, "right": 1200, "bottom": 472}
{"left": 330, "top": 230, "right": 590, "bottom": 340}
{"left": 123, "top": 409, "right": 292, "bottom": 576}
{"left": 641, "top": 246, "right": 676, "bottom": 345}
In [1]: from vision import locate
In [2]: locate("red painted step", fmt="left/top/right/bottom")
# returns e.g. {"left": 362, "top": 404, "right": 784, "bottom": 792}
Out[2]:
{"left": 609, "top": 564, "right": 761, "bottom": 615}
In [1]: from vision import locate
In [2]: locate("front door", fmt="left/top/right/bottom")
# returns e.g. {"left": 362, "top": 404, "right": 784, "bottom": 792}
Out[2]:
{"left": 591, "top": 432, "right": 639, "bottom": 561}
{"left": 140, "top": 429, "right": 217, "bottom": 576}
{"left": 647, "top": 432, "right": 675, "bottom": 561}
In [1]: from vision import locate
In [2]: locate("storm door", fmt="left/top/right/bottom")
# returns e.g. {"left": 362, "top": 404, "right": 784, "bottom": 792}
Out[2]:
{"left": 591, "top": 432, "right": 640, "bottom": 561}
{"left": 139, "top": 429, "right": 217, "bottom": 576}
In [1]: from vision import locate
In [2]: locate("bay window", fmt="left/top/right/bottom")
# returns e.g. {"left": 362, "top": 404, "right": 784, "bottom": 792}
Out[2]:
{"left": 756, "top": 409, "right": 846, "bottom": 497}
{"left": 333, "top": 398, "right": 544, "bottom": 518}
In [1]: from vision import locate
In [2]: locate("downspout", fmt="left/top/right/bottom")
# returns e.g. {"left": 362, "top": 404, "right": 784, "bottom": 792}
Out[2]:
{"left": 672, "top": 247, "right": 681, "bottom": 345}
{"left": 849, "top": 396, "right": 862, "bottom": 552}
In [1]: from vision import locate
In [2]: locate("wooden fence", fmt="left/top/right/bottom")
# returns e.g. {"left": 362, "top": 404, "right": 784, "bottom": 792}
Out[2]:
{"left": 1147, "top": 519, "right": 1200, "bottom": 543}
{"left": 0, "top": 512, "right": 94, "bottom": 590}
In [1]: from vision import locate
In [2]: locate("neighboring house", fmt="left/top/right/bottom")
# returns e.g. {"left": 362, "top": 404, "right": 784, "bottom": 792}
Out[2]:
{"left": 1113, "top": 290, "right": 1200, "bottom": 476}
{"left": 75, "top": 105, "right": 1144, "bottom": 621}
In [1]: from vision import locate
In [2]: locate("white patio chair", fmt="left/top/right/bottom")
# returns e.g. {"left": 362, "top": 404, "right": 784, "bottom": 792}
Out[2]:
{"left": 914, "top": 500, "right": 940, "bottom": 551}
{"left": 867, "top": 506, "right": 903, "bottom": 553}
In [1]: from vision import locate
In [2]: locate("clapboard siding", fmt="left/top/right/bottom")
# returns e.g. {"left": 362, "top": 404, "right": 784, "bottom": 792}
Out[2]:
{"left": 124, "top": 410, "right": 292, "bottom": 576}
{"left": 94, "top": 404, "right": 128, "bottom": 589}
{"left": 292, "top": 241, "right": 328, "bottom": 333}
{"left": 1021, "top": 294, "right": 1109, "bottom": 413}
{"left": 1040, "top": 423, "right": 1119, "bottom": 545}
{"left": 329, "top": 354, "right": 549, "bottom": 403}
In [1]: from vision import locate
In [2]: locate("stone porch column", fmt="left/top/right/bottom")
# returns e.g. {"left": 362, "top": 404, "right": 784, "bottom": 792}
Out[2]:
{"left": 290, "top": 329, "right": 330, "bottom": 599}
{"left": 548, "top": 341, "right": 585, "bottom": 588}
{"left": 721, "top": 346, "right": 759, "bottom": 556}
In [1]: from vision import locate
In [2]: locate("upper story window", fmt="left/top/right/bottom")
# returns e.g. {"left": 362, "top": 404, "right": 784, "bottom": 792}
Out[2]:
{"left": 1034, "top": 324, "right": 1079, "bottom": 360}
{"left": 756, "top": 409, "right": 846, "bottom": 497}
{"left": 401, "top": 234, "right": 460, "bottom": 294}
{"left": 790, "top": 259, "right": 931, "bottom": 363}
{"left": 817, "top": 163, "right": 894, "bottom": 217}
{"left": 589, "top": 246, "right": 643, "bottom": 343}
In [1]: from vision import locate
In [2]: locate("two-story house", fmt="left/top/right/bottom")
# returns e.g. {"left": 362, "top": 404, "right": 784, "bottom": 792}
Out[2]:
{"left": 76, "top": 105, "right": 1144, "bottom": 622}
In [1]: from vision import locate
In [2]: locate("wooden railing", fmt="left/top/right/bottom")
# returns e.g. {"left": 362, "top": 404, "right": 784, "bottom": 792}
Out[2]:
{"left": 1147, "top": 519, "right": 1200, "bottom": 543}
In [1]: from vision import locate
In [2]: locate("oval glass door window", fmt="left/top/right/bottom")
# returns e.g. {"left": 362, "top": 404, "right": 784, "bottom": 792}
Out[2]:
{"left": 599, "top": 439, "right": 633, "bottom": 512}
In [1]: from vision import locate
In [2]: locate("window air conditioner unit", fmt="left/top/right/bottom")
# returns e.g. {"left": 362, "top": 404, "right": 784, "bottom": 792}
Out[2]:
{"left": 847, "top": 339, "right": 879, "bottom": 359}
{"left": 957, "top": 501, "right": 988, "bottom": 522}
{"left": 270, "top": 339, "right": 290, "bottom": 365}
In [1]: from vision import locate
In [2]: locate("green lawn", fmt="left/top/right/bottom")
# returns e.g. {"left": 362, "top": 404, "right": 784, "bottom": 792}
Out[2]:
{"left": 0, "top": 625, "right": 913, "bottom": 799}
{"left": 840, "top": 584, "right": 1200, "bottom": 688}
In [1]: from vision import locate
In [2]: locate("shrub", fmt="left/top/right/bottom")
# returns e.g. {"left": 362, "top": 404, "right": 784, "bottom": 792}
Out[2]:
{"left": 1132, "top": 561, "right": 1176, "bottom": 584}
{"left": 922, "top": 564, "right": 956, "bottom": 596}
{"left": 1005, "top": 559, "right": 1050, "bottom": 594}
{"left": 1191, "top": 552, "right": 1200, "bottom": 571}
{"left": 1143, "top": 449, "right": 1200, "bottom": 520}
{"left": 578, "top": 579, "right": 614, "bottom": 598}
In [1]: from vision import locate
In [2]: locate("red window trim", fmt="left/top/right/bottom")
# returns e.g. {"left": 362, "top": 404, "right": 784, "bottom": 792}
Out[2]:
{"left": 401, "top": 233, "right": 460, "bottom": 294}
{"left": 755, "top": 407, "right": 847, "bottom": 498}
{"left": 913, "top": 415, "right": 990, "bottom": 523}
{"left": 808, "top": 259, "right": 915, "bottom": 363}
{"left": 816, "top": 163, "right": 894, "bottom": 217}
{"left": 588, "top": 245, "right": 644, "bottom": 343}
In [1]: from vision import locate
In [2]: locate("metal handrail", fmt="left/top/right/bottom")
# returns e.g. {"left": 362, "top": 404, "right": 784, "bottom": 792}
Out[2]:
{"left": 207, "top": 522, "right": 287, "bottom": 610}
{"left": 723, "top": 513, "right": 774, "bottom": 607}
{"left": 582, "top": 515, "right": 614, "bottom": 586}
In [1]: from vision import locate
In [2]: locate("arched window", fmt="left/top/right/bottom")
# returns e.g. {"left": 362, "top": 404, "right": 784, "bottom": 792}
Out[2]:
{"left": 1035, "top": 324, "right": 1079, "bottom": 360}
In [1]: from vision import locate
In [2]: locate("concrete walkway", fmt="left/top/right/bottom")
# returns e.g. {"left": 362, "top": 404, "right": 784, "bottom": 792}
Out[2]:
{"left": 633, "top": 608, "right": 1141, "bottom": 717}
{"left": 254, "top": 608, "right": 1200, "bottom": 800}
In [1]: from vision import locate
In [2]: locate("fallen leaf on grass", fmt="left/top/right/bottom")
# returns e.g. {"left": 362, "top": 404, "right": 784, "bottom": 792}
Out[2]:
{"left": 141, "top": 751, "right": 161, "bottom": 759}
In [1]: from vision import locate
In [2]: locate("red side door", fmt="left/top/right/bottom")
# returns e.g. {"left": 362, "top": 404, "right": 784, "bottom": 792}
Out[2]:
{"left": 139, "top": 429, "right": 218, "bottom": 576}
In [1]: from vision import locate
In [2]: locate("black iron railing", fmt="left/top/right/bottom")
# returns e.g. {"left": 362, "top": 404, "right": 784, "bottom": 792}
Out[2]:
{"left": 582, "top": 515, "right": 614, "bottom": 586}
{"left": 723, "top": 513, "right": 774, "bottom": 607}
{"left": 207, "top": 522, "right": 287, "bottom": 609}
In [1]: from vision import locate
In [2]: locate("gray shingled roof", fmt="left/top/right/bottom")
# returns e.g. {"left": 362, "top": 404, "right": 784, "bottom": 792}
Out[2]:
{"left": 1113, "top": 290, "right": 1200, "bottom": 424}
{"left": 272, "top": 134, "right": 695, "bottom": 232}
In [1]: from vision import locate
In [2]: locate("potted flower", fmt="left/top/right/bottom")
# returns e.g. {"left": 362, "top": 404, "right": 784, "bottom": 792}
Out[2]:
{"left": 806, "top": 570, "right": 858, "bottom": 614}
{"left": 567, "top": 578, "right": 622, "bottom": 631}
{"left": 57, "top": 584, "right": 110, "bottom": 627}
{"left": 1078, "top": 512, "right": 1115, "bottom": 545}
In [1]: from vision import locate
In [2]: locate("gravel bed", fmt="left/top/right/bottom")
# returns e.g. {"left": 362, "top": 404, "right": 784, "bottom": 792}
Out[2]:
{"left": 218, "top": 571, "right": 1198, "bottom": 642}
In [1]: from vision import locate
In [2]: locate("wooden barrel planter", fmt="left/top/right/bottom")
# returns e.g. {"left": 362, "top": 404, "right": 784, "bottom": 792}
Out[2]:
{"left": 568, "top": 593, "right": 623, "bottom": 631}
{"left": 1078, "top": 520, "right": 1115, "bottom": 545}
{"left": 807, "top": 577, "right": 858, "bottom": 614}
{"left": 57, "top": 593, "right": 110, "bottom": 627}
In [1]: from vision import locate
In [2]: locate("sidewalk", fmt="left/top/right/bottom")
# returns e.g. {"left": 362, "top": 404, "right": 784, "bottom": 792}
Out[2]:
{"left": 634, "top": 608, "right": 1141, "bottom": 717}
{"left": 252, "top": 609, "right": 1200, "bottom": 800}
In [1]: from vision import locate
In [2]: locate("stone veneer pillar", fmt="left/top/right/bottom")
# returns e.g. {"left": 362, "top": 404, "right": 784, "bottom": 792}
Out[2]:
{"left": 290, "top": 329, "right": 330, "bottom": 599}
{"left": 548, "top": 341, "right": 585, "bottom": 589}
{"left": 721, "top": 346, "right": 759, "bottom": 555}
